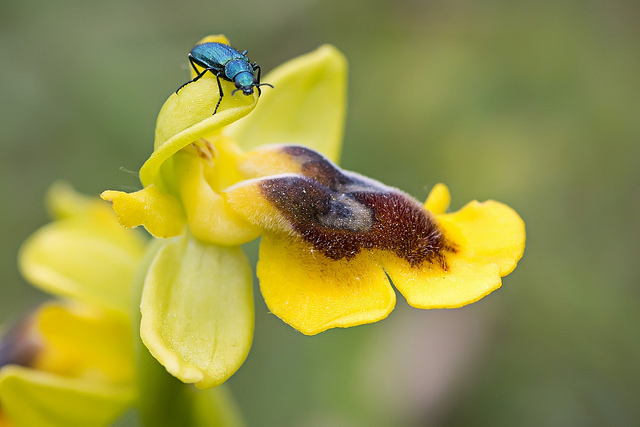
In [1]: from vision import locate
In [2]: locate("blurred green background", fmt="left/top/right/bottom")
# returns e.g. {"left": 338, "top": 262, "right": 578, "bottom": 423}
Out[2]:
{"left": 2, "top": 0, "right": 639, "bottom": 425}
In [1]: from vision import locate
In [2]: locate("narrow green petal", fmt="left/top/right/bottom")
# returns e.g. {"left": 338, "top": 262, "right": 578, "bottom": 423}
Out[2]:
{"left": 224, "top": 45, "right": 347, "bottom": 162}
{"left": 0, "top": 365, "right": 134, "bottom": 427}
{"left": 140, "top": 233, "right": 254, "bottom": 389}
{"left": 18, "top": 217, "right": 145, "bottom": 314}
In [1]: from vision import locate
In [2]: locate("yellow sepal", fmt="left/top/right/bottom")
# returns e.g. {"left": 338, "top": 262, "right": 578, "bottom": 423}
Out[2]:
{"left": 140, "top": 233, "right": 254, "bottom": 389}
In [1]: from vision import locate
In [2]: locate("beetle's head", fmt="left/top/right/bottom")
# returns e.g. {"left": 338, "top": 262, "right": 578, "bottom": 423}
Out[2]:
{"left": 233, "top": 73, "right": 256, "bottom": 96}
{"left": 232, "top": 72, "right": 274, "bottom": 97}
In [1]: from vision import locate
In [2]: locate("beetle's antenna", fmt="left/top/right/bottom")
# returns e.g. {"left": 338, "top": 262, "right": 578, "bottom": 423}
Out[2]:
{"left": 256, "top": 83, "right": 274, "bottom": 97}
{"left": 231, "top": 83, "right": 274, "bottom": 97}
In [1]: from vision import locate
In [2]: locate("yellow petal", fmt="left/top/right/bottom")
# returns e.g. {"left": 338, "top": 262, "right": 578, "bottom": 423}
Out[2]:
{"left": 0, "top": 365, "right": 134, "bottom": 427}
{"left": 101, "top": 185, "right": 185, "bottom": 238}
{"left": 384, "top": 199, "right": 525, "bottom": 308}
{"left": 257, "top": 234, "right": 395, "bottom": 335}
{"left": 423, "top": 183, "right": 451, "bottom": 215}
{"left": 439, "top": 200, "right": 525, "bottom": 275}
{"left": 140, "top": 233, "right": 254, "bottom": 389}
{"left": 383, "top": 253, "right": 503, "bottom": 308}
{"left": 19, "top": 210, "right": 145, "bottom": 314}
{"left": 32, "top": 302, "right": 133, "bottom": 385}
{"left": 224, "top": 45, "right": 347, "bottom": 162}
{"left": 173, "top": 148, "right": 261, "bottom": 245}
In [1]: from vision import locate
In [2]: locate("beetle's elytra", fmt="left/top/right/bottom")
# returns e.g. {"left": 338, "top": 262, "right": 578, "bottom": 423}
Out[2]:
{"left": 176, "top": 42, "right": 273, "bottom": 115}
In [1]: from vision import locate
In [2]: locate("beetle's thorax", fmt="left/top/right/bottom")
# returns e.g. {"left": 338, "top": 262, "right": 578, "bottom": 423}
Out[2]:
{"left": 225, "top": 59, "right": 254, "bottom": 80}
{"left": 226, "top": 59, "right": 255, "bottom": 95}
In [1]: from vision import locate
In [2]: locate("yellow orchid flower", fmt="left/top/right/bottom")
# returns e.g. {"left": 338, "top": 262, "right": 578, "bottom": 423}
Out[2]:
{"left": 99, "top": 35, "right": 524, "bottom": 389}
{"left": 2, "top": 183, "right": 243, "bottom": 426}
{"left": 101, "top": 35, "right": 347, "bottom": 390}
{"left": 0, "top": 183, "right": 143, "bottom": 427}
{"left": 103, "top": 35, "right": 346, "bottom": 243}
{"left": 225, "top": 145, "right": 525, "bottom": 335}
{"left": 0, "top": 302, "right": 135, "bottom": 427}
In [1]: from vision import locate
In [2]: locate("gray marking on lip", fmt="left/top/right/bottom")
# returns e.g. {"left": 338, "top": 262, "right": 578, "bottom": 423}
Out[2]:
{"left": 317, "top": 193, "right": 373, "bottom": 232}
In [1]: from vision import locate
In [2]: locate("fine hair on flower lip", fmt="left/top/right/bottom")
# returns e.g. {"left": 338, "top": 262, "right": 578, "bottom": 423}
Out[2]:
{"left": 228, "top": 145, "right": 457, "bottom": 269}
{"left": 257, "top": 173, "right": 455, "bottom": 268}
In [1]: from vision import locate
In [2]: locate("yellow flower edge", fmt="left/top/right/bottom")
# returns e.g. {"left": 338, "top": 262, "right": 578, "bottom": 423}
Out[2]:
{"left": 257, "top": 234, "right": 396, "bottom": 336}
{"left": 0, "top": 303, "right": 134, "bottom": 426}
{"left": 390, "top": 189, "right": 525, "bottom": 309}
{"left": 438, "top": 199, "right": 525, "bottom": 276}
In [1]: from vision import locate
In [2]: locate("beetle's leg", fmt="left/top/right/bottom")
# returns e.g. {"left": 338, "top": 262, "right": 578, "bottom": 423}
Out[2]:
{"left": 176, "top": 57, "right": 210, "bottom": 93}
{"left": 252, "top": 64, "right": 262, "bottom": 84}
{"left": 212, "top": 74, "right": 224, "bottom": 115}
{"left": 188, "top": 56, "right": 200, "bottom": 75}
{"left": 176, "top": 69, "right": 208, "bottom": 93}
{"left": 252, "top": 66, "right": 274, "bottom": 96}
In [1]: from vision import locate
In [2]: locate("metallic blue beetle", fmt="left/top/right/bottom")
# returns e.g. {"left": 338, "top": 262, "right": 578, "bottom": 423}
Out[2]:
{"left": 176, "top": 42, "right": 273, "bottom": 115}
